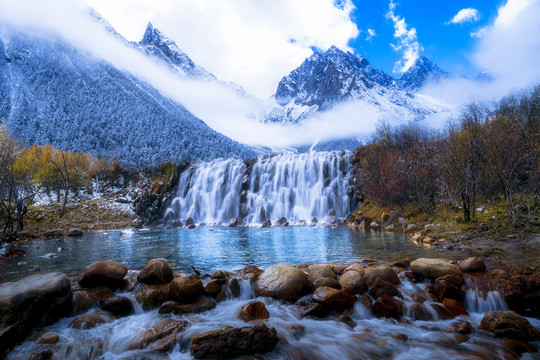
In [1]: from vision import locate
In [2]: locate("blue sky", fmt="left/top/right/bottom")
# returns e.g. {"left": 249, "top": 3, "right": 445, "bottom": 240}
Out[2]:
{"left": 347, "top": 0, "right": 505, "bottom": 76}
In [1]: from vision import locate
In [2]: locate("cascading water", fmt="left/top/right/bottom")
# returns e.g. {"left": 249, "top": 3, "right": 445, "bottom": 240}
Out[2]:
{"left": 166, "top": 151, "right": 353, "bottom": 224}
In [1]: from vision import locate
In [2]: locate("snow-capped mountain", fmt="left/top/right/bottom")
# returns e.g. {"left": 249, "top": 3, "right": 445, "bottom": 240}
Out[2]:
{"left": 0, "top": 29, "right": 255, "bottom": 166}
{"left": 397, "top": 56, "right": 451, "bottom": 92}
{"left": 138, "top": 22, "right": 214, "bottom": 80}
{"left": 135, "top": 22, "right": 248, "bottom": 97}
{"left": 265, "top": 46, "right": 452, "bottom": 123}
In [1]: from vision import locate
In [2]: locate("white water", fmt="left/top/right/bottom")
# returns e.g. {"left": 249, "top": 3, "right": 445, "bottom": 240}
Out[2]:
{"left": 167, "top": 151, "right": 353, "bottom": 224}
{"left": 7, "top": 274, "right": 524, "bottom": 360}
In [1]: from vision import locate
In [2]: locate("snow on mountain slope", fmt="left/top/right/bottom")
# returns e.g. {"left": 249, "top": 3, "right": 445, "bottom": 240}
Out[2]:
{"left": 0, "top": 29, "right": 255, "bottom": 166}
{"left": 397, "top": 56, "right": 451, "bottom": 92}
{"left": 264, "top": 46, "right": 454, "bottom": 123}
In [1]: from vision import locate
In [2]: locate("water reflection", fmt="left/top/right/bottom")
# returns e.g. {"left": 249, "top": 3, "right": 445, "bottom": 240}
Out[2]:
{"left": 0, "top": 227, "right": 469, "bottom": 282}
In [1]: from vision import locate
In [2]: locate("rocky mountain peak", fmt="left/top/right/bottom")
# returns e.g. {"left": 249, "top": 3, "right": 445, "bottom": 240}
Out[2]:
{"left": 397, "top": 56, "right": 450, "bottom": 91}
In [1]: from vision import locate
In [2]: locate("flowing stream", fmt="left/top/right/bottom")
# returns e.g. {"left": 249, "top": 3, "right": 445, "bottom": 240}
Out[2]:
{"left": 6, "top": 266, "right": 535, "bottom": 360}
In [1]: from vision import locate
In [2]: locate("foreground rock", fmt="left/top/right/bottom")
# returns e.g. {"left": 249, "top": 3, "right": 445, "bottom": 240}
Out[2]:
{"left": 410, "top": 258, "right": 462, "bottom": 279}
{"left": 191, "top": 323, "right": 279, "bottom": 359}
{"left": 101, "top": 296, "right": 134, "bottom": 317}
{"left": 255, "top": 263, "right": 309, "bottom": 301}
{"left": 68, "top": 312, "right": 115, "bottom": 329}
{"left": 0, "top": 272, "right": 72, "bottom": 357}
{"left": 338, "top": 270, "right": 367, "bottom": 294}
{"left": 137, "top": 258, "right": 174, "bottom": 284}
{"left": 312, "top": 286, "right": 356, "bottom": 312}
{"left": 238, "top": 301, "right": 270, "bottom": 322}
{"left": 479, "top": 311, "right": 540, "bottom": 341}
{"left": 129, "top": 319, "right": 189, "bottom": 352}
{"left": 459, "top": 257, "right": 486, "bottom": 273}
{"left": 78, "top": 260, "right": 128, "bottom": 289}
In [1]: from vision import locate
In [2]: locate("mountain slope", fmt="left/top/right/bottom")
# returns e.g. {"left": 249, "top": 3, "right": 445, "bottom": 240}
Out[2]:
{"left": 0, "top": 30, "right": 255, "bottom": 166}
{"left": 266, "top": 46, "right": 451, "bottom": 123}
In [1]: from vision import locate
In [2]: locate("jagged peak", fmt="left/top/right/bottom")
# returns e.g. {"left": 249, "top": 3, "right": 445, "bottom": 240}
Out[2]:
{"left": 405, "top": 55, "right": 446, "bottom": 74}
{"left": 141, "top": 22, "right": 165, "bottom": 45}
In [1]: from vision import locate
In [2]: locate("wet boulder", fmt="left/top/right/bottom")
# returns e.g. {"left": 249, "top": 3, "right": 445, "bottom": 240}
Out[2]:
{"left": 275, "top": 217, "right": 288, "bottom": 226}
{"left": 365, "top": 266, "right": 400, "bottom": 286}
{"left": 479, "top": 311, "right": 540, "bottom": 341}
{"left": 410, "top": 303, "right": 434, "bottom": 321}
{"left": 313, "top": 277, "right": 341, "bottom": 290}
{"left": 255, "top": 263, "right": 309, "bottom": 301}
{"left": 101, "top": 296, "right": 134, "bottom": 317}
{"left": 301, "top": 303, "right": 329, "bottom": 318}
{"left": 372, "top": 294, "right": 404, "bottom": 319}
{"left": 137, "top": 258, "right": 174, "bottom": 284}
{"left": 261, "top": 219, "right": 272, "bottom": 228}
{"left": 0, "top": 272, "right": 72, "bottom": 357}
{"left": 191, "top": 322, "right": 279, "bottom": 359}
{"left": 369, "top": 278, "right": 402, "bottom": 299}
{"left": 168, "top": 277, "right": 204, "bottom": 303}
{"left": 338, "top": 270, "right": 367, "bottom": 294}
{"left": 451, "top": 321, "right": 473, "bottom": 335}
{"left": 312, "top": 286, "right": 356, "bottom": 312}
{"left": 343, "top": 263, "right": 365, "bottom": 274}
{"left": 67, "top": 228, "right": 84, "bottom": 237}
{"left": 434, "top": 278, "right": 466, "bottom": 302}
{"left": 78, "top": 260, "right": 128, "bottom": 289}
{"left": 459, "top": 257, "right": 486, "bottom": 273}
{"left": 73, "top": 287, "right": 113, "bottom": 314}
{"left": 443, "top": 298, "right": 468, "bottom": 316}
{"left": 410, "top": 258, "right": 462, "bottom": 279}
{"left": 238, "top": 301, "right": 270, "bottom": 322}
{"left": 128, "top": 319, "right": 189, "bottom": 352}
{"left": 68, "top": 311, "right": 115, "bottom": 329}
{"left": 204, "top": 281, "right": 221, "bottom": 297}
{"left": 158, "top": 297, "right": 216, "bottom": 315}
{"left": 134, "top": 283, "right": 171, "bottom": 310}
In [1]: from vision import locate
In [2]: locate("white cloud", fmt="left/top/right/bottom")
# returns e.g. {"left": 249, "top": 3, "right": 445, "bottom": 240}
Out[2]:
{"left": 86, "top": 0, "right": 360, "bottom": 98}
{"left": 446, "top": 8, "right": 481, "bottom": 25}
{"left": 365, "top": 28, "right": 376, "bottom": 41}
{"left": 385, "top": 1, "right": 423, "bottom": 73}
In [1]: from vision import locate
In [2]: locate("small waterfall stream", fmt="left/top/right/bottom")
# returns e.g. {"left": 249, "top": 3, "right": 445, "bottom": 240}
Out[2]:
{"left": 167, "top": 151, "right": 353, "bottom": 224}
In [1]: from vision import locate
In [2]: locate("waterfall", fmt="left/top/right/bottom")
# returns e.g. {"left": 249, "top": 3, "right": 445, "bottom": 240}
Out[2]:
{"left": 167, "top": 151, "right": 353, "bottom": 224}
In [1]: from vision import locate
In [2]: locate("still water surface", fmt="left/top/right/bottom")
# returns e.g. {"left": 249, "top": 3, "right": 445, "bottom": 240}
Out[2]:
{"left": 1, "top": 226, "right": 468, "bottom": 282}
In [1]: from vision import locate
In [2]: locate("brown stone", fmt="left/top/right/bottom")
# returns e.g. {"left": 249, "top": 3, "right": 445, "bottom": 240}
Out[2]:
{"left": 430, "top": 303, "right": 456, "bottom": 320}
{"left": 459, "top": 257, "right": 486, "bottom": 273}
{"left": 443, "top": 298, "right": 468, "bottom": 316}
{"left": 134, "top": 283, "right": 170, "bottom": 310}
{"left": 372, "top": 294, "right": 403, "bottom": 319}
{"left": 73, "top": 287, "right": 114, "bottom": 314}
{"left": 307, "top": 264, "right": 336, "bottom": 279}
{"left": 238, "top": 301, "right": 270, "bottom": 322}
{"left": 78, "top": 260, "right": 127, "bottom": 289}
{"left": 392, "top": 333, "right": 408, "bottom": 342}
{"left": 434, "top": 279, "right": 466, "bottom": 302}
{"left": 68, "top": 312, "right": 115, "bottom": 329}
{"left": 365, "top": 266, "right": 400, "bottom": 286}
{"left": 204, "top": 281, "right": 221, "bottom": 297}
{"left": 392, "top": 258, "right": 411, "bottom": 268}
{"left": 436, "top": 274, "right": 464, "bottom": 287}
{"left": 312, "top": 286, "right": 356, "bottom": 312}
{"left": 128, "top": 319, "right": 189, "bottom": 351}
{"left": 369, "top": 278, "right": 401, "bottom": 299}
{"left": 410, "top": 303, "right": 434, "bottom": 321}
{"left": 301, "top": 303, "right": 328, "bottom": 318}
{"left": 358, "top": 294, "right": 372, "bottom": 310}
{"left": 168, "top": 277, "right": 204, "bottom": 302}
{"left": 191, "top": 323, "right": 279, "bottom": 359}
{"left": 101, "top": 296, "right": 134, "bottom": 317}
{"left": 228, "top": 278, "right": 241, "bottom": 298}
{"left": 451, "top": 321, "right": 473, "bottom": 335}
{"left": 339, "top": 270, "right": 367, "bottom": 294}
{"left": 343, "top": 263, "right": 365, "bottom": 274}
{"left": 254, "top": 264, "right": 309, "bottom": 301}
{"left": 502, "top": 338, "right": 538, "bottom": 355}
{"left": 337, "top": 313, "right": 356, "bottom": 328}
{"left": 137, "top": 258, "right": 174, "bottom": 284}
{"left": 241, "top": 265, "right": 263, "bottom": 276}
{"left": 410, "top": 258, "right": 462, "bottom": 279}
{"left": 479, "top": 311, "right": 540, "bottom": 341}
{"left": 158, "top": 297, "right": 216, "bottom": 315}
{"left": 313, "top": 277, "right": 341, "bottom": 290}
{"left": 37, "top": 333, "right": 59, "bottom": 344}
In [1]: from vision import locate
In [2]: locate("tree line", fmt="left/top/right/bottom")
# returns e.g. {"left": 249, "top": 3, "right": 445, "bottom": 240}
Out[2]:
{"left": 353, "top": 85, "right": 539, "bottom": 226}
{"left": 0, "top": 124, "right": 134, "bottom": 240}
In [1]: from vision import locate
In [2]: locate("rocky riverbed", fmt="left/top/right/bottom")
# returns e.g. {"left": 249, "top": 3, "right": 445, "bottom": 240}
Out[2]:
{"left": 1, "top": 256, "right": 539, "bottom": 359}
